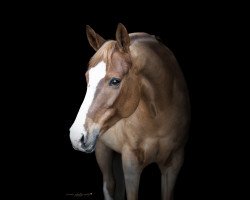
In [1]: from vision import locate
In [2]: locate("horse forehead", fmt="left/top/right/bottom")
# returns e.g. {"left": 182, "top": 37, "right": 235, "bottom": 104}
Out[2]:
{"left": 88, "top": 61, "right": 106, "bottom": 84}
{"left": 109, "top": 51, "right": 131, "bottom": 74}
{"left": 112, "top": 51, "right": 131, "bottom": 64}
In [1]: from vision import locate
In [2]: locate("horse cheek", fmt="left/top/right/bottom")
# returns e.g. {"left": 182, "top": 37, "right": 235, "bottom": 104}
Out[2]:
{"left": 118, "top": 83, "right": 140, "bottom": 118}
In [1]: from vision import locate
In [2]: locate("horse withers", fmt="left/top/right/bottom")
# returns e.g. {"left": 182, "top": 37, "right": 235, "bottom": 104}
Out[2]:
{"left": 70, "top": 23, "right": 190, "bottom": 200}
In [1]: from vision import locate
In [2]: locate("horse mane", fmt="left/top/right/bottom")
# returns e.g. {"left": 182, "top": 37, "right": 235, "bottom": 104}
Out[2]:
{"left": 129, "top": 32, "right": 156, "bottom": 43}
{"left": 88, "top": 40, "right": 117, "bottom": 68}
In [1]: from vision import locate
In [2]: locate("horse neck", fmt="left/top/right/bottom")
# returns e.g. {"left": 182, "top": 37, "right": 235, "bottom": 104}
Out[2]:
{"left": 131, "top": 41, "right": 177, "bottom": 115}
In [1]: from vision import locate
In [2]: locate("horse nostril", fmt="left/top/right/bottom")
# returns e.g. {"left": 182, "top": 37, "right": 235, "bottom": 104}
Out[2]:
{"left": 80, "top": 135, "right": 85, "bottom": 145}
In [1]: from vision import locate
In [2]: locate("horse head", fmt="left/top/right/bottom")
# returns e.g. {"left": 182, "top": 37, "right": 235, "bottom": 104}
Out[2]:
{"left": 70, "top": 24, "right": 140, "bottom": 153}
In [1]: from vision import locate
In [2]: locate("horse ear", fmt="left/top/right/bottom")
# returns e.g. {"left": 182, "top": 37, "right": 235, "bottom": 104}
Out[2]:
{"left": 86, "top": 25, "right": 106, "bottom": 51}
{"left": 116, "top": 23, "right": 130, "bottom": 52}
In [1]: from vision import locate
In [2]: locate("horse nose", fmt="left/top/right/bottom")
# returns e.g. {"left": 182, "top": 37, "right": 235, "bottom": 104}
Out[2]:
{"left": 80, "top": 135, "right": 85, "bottom": 145}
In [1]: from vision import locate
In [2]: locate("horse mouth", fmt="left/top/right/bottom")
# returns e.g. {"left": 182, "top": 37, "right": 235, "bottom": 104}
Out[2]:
{"left": 81, "top": 129, "right": 99, "bottom": 153}
{"left": 83, "top": 146, "right": 96, "bottom": 153}
{"left": 81, "top": 141, "right": 97, "bottom": 153}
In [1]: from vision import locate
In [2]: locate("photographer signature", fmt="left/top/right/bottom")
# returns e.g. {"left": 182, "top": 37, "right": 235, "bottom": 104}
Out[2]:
{"left": 65, "top": 192, "right": 93, "bottom": 198}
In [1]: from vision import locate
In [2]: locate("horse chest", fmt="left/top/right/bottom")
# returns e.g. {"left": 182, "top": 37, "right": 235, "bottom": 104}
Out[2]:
{"left": 101, "top": 127, "right": 158, "bottom": 162}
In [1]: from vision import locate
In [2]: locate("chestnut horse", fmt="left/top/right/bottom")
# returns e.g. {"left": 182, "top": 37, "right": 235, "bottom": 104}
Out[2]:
{"left": 70, "top": 23, "right": 190, "bottom": 200}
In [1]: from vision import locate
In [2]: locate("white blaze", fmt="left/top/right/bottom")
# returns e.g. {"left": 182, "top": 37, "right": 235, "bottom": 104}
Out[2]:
{"left": 70, "top": 61, "right": 106, "bottom": 150}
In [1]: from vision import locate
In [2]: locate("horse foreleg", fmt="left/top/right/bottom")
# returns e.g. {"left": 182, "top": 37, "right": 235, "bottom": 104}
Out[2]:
{"left": 159, "top": 148, "right": 184, "bottom": 200}
{"left": 122, "top": 146, "right": 143, "bottom": 200}
{"left": 95, "top": 140, "right": 115, "bottom": 200}
{"left": 113, "top": 153, "right": 126, "bottom": 200}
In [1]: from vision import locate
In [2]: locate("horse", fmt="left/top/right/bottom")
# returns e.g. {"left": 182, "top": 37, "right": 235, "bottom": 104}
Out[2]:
{"left": 70, "top": 23, "right": 190, "bottom": 200}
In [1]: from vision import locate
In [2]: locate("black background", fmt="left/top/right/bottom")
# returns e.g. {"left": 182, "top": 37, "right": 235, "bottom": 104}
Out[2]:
{"left": 64, "top": 11, "right": 231, "bottom": 200}
{"left": 8, "top": 3, "right": 245, "bottom": 200}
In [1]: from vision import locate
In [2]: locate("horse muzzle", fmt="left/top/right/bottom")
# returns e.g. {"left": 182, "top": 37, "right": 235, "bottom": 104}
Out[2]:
{"left": 70, "top": 128, "right": 100, "bottom": 153}
{"left": 80, "top": 129, "right": 99, "bottom": 153}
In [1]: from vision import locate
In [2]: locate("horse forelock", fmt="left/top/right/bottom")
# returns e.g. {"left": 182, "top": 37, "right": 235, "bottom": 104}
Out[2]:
{"left": 88, "top": 41, "right": 117, "bottom": 68}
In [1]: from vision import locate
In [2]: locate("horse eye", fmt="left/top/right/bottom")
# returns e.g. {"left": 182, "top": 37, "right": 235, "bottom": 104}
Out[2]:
{"left": 109, "top": 78, "right": 121, "bottom": 87}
